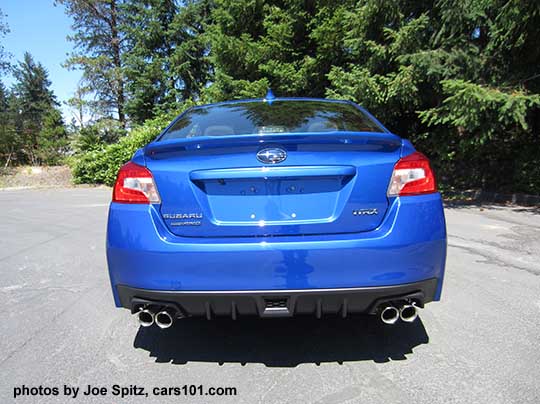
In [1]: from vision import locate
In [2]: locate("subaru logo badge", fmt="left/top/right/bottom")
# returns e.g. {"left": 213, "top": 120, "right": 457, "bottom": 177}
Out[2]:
{"left": 256, "top": 147, "right": 287, "bottom": 164}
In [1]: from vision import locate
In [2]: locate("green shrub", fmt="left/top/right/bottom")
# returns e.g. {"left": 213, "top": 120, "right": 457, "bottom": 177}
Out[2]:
{"left": 72, "top": 103, "right": 195, "bottom": 185}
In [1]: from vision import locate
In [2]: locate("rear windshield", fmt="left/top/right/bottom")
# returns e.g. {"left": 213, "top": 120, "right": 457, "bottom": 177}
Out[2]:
{"left": 159, "top": 100, "right": 383, "bottom": 140}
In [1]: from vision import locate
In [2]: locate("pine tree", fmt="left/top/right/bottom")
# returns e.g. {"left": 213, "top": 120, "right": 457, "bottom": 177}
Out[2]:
{"left": 66, "top": 83, "right": 104, "bottom": 128}
{"left": 60, "top": 0, "right": 540, "bottom": 193}
{"left": 0, "top": 8, "right": 10, "bottom": 76}
{"left": 121, "top": 0, "right": 211, "bottom": 123}
{"left": 0, "top": 81, "right": 6, "bottom": 111}
{"left": 38, "top": 108, "right": 68, "bottom": 165}
{"left": 56, "top": 0, "right": 127, "bottom": 127}
{"left": 204, "top": 0, "right": 324, "bottom": 100}
{"left": 0, "top": 81, "right": 17, "bottom": 166}
{"left": 11, "top": 53, "right": 66, "bottom": 165}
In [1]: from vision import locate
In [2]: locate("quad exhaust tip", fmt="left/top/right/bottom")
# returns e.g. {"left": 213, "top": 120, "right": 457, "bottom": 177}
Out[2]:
{"left": 379, "top": 301, "right": 419, "bottom": 324}
{"left": 137, "top": 309, "right": 155, "bottom": 327}
{"left": 136, "top": 305, "right": 181, "bottom": 329}
{"left": 380, "top": 305, "right": 400, "bottom": 325}
{"left": 155, "top": 309, "right": 174, "bottom": 329}
{"left": 399, "top": 304, "right": 418, "bottom": 323}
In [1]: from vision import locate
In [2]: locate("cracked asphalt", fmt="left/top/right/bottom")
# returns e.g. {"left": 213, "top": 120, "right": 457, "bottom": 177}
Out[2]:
{"left": 0, "top": 188, "right": 539, "bottom": 404}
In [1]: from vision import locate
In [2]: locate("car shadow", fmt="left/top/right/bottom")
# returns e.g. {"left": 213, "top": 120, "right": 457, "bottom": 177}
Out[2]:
{"left": 133, "top": 316, "right": 429, "bottom": 367}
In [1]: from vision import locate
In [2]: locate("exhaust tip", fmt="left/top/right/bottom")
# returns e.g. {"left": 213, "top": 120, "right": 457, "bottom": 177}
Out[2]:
{"left": 380, "top": 305, "right": 399, "bottom": 325}
{"left": 155, "top": 310, "right": 174, "bottom": 329}
{"left": 137, "top": 309, "right": 155, "bottom": 327}
{"left": 399, "top": 304, "right": 418, "bottom": 323}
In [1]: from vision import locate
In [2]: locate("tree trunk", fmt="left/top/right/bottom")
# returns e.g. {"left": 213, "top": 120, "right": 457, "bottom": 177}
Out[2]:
{"left": 4, "top": 151, "right": 12, "bottom": 168}
{"left": 110, "top": 0, "right": 126, "bottom": 128}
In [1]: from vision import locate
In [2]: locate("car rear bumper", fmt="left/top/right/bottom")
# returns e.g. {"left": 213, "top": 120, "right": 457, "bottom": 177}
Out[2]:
{"left": 117, "top": 278, "right": 438, "bottom": 318}
{"left": 107, "top": 193, "right": 447, "bottom": 308}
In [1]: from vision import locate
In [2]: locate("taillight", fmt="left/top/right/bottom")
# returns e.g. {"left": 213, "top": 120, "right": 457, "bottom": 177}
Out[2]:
{"left": 112, "top": 161, "right": 161, "bottom": 204}
{"left": 387, "top": 151, "right": 437, "bottom": 196}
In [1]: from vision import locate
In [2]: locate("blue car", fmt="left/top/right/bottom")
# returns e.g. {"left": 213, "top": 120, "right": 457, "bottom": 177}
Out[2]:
{"left": 106, "top": 94, "right": 446, "bottom": 329}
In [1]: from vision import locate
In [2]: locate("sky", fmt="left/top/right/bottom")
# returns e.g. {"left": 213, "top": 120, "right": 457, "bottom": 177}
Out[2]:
{"left": 1, "top": 0, "right": 82, "bottom": 121}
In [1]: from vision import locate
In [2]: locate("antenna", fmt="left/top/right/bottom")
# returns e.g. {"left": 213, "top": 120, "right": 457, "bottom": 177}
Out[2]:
{"left": 264, "top": 88, "right": 276, "bottom": 102}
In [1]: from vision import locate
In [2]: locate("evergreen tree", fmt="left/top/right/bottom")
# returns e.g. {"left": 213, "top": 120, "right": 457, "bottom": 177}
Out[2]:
{"left": 0, "top": 8, "right": 10, "bottom": 76}
{"left": 56, "top": 0, "right": 127, "bottom": 127}
{"left": 484, "top": 0, "right": 540, "bottom": 93}
{"left": 59, "top": 0, "right": 540, "bottom": 193}
{"left": 0, "top": 81, "right": 7, "bottom": 111}
{"left": 121, "top": 0, "right": 211, "bottom": 123}
{"left": 0, "top": 81, "right": 17, "bottom": 166}
{"left": 38, "top": 108, "right": 69, "bottom": 165}
{"left": 11, "top": 53, "right": 66, "bottom": 165}
{"left": 324, "top": 0, "right": 540, "bottom": 192}
{"left": 66, "top": 83, "right": 104, "bottom": 128}
{"left": 121, "top": 0, "right": 178, "bottom": 123}
{"left": 205, "top": 0, "right": 322, "bottom": 100}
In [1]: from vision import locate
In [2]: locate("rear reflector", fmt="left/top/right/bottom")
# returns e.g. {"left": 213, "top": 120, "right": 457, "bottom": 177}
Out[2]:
{"left": 387, "top": 151, "right": 437, "bottom": 196}
{"left": 112, "top": 161, "right": 161, "bottom": 204}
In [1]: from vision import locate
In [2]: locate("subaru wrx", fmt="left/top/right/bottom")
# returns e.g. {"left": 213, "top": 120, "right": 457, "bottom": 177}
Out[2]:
{"left": 106, "top": 94, "right": 447, "bottom": 329}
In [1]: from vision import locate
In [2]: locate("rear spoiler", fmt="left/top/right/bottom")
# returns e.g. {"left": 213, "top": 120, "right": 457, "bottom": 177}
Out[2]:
{"left": 144, "top": 132, "right": 401, "bottom": 158}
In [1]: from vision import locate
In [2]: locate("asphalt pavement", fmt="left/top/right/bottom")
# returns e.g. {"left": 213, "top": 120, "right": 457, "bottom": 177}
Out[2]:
{"left": 0, "top": 187, "right": 539, "bottom": 404}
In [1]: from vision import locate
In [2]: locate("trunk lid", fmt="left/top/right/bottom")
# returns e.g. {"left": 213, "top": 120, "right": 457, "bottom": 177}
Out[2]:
{"left": 145, "top": 133, "right": 401, "bottom": 237}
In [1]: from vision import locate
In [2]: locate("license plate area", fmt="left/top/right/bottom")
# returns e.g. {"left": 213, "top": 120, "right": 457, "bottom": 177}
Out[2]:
{"left": 199, "top": 176, "right": 346, "bottom": 196}
{"left": 197, "top": 177, "right": 347, "bottom": 223}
